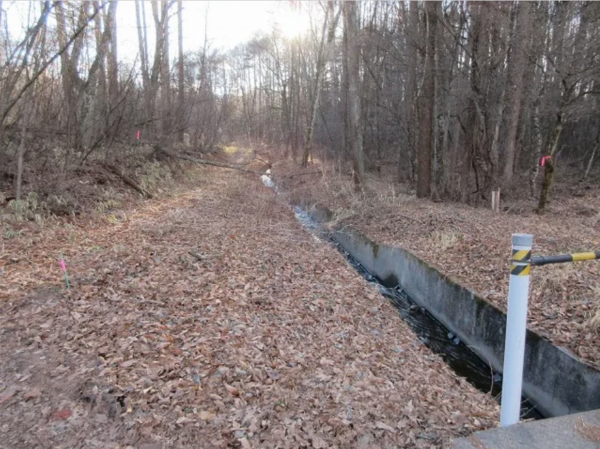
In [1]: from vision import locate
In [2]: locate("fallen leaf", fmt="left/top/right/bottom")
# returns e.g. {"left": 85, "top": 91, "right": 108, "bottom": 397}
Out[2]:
{"left": 40, "top": 319, "right": 54, "bottom": 329}
{"left": 176, "top": 417, "right": 195, "bottom": 425}
{"left": 24, "top": 388, "right": 41, "bottom": 401}
{"left": 311, "top": 436, "right": 328, "bottom": 448}
{"left": 199, "top": 410, "right": 216, "bottom": 421}
{"left": 375, "top": 421, "right": 396, "bottom": 433}
{"left": 139, "top": 444, "right": 162, "bottom": 449}
{"left": 224, "top": 384, "right": 240, "bottom": 396}
{"left": 0, "top": 386, "right": 19, "bottom": 405}
{"left": 51, "top": 408, "right": 73, "bottom": 421}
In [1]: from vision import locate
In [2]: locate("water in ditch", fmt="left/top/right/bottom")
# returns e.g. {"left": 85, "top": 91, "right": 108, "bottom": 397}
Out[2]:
{"left": 293, "top": 206, "right": 543, "bottom": 421}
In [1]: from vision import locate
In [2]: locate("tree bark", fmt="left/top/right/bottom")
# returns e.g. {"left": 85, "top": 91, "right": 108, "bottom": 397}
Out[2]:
{"left": 344, "top": 1, "right": 365, "bottom": 189}
{"left": 536, "top": 110, "right": 563, "bottom": 213}
{"left": 502, "top": 1, "right": 532, "bottom": 183}
{"left": 416, "top": 2, "right": 437, "bottom": 198}
{"left": 301, "top": 4, "right": 337, "bottom": 167}
{"left": 402, "top": 2, "right": 419, "bottom": 183}
{"left": 106, "top": 2, "right": 118, "bottom": 103}
{"left": 135, "top": 1, "right": 150, "bottom": 91}
{"left": 177, "top": 0, "right": 185, "bottom": 142}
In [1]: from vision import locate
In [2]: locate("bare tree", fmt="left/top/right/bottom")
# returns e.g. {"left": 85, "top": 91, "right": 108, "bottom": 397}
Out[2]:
{"left": 344, "top": 1, "right": 364, "bottom": 188}
{"left": 416, "top": 1, "right": 438, "bottom": 198}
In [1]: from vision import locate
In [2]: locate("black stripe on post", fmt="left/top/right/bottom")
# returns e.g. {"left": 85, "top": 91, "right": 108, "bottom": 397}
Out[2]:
{"left": 510, "top": 264, "right": 531, "bottom": 276}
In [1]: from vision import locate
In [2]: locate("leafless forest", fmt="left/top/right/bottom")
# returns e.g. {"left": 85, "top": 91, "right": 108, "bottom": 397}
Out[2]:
{"left": 1, "top": 1, "right": 600, "bottom": 213}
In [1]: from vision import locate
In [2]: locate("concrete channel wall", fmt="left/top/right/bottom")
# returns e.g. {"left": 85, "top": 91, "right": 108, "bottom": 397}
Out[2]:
{"left": 306, "top": 207, "right": 600, "bottom": 418}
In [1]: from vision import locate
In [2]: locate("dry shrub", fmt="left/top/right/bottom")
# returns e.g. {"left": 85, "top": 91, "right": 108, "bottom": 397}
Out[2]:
{"left": 137, "top": 161, "right": 173, "bottom": 194}
{"left": 587, "top": 283, "right": 600, "bottom": 330}
{"left": 431, "top": 230, "right": 462, "bottom": 251}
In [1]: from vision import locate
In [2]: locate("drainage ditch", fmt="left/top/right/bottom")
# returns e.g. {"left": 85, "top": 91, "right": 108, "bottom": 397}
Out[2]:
{"left": 293, "top": 206, "right": 542, "bottom": 421}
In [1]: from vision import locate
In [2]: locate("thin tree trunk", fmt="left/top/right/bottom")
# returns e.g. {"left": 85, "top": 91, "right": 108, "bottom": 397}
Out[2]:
{"left": 15, "top": 101, "right": 31, "bottom": 201}
{"left": 301, "top": 3, "right": 340, "bottom": 167}
{"left": 177, "top": 0, "right": 185, "bottom": 142}
{"left": 161, "top": 0, "right": 171, "bottom": 135}
{"left": 402, "top": 2, "right": 419, "bottom": 183}
{"left": 584, "top": 130, "right": 599, "bottom": 180}
{"left": 503, "top": 1, "right": 532, "bottom": 183}
{"left": 135, "top": 1, "right": 150, "bottom": 90}
{"left": 344, "top": 1, "right": 364, "bottom": 189}
{"left": 537, "top": 110, "right": 563, "bottom": 213}
{"left": 416, "top": 1, "right": 437, "bottom": 198}
{"left": 341, "top": 6, "right": 349, "bottom": 168}
{"left": 106, "top": 2, "right": 118, "bottom": 102}
{"left": 55, "top": 1, "right": 80, "bottom": 149}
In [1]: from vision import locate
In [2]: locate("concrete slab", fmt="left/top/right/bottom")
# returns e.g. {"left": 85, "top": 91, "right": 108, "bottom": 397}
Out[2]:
{"left": 453, "top": 410, "right": 600, "bottom": 448}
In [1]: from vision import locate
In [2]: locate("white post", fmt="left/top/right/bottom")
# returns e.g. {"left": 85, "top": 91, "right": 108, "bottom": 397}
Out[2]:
{"left": 500, "top": 233, "right": 533, "bottom": 427}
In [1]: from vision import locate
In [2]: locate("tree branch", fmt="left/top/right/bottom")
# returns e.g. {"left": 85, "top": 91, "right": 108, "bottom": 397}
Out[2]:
{"left": 1, "top": 2, "right": 107, "bottom": 124}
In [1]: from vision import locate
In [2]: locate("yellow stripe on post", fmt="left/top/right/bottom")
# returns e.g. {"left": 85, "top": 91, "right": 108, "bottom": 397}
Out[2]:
{"left": 512, "top": 250, "right": 531, "bottom": 262}
{"left": 572, "top": 252, "right": 597, "bottom": 262}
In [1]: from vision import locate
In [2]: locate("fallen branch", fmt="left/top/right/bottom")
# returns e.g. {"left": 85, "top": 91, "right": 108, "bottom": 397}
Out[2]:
{"left": 188, "top": 250, "right": 203, "bottom": 261}
{"left": 104, "top": 163, "right": 153, "bottom": 198}
{"left": 282, "top": 171, "right": 322, "bottom": 179}
{"left": 162, "top": 150, "right": 263, "bottom": 175}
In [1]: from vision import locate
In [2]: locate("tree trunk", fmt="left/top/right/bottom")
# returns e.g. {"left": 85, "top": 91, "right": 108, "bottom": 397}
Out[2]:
{"left": 15, "top": 101, "right": 31, "bottom": 201}
{"left": 537, "top": 112, "right": 563, "bottom": 213}
{"left": 177, "top": 0, "right": 185, "bottom": 142}
{"left": 416, "top": 1, "right": 437, "bottom": 198}
{"left": 161, "top": 0, "right": 171, "bottom": 135}
{"left": 402, "top": 2, "right": 419, "bottom": 183}
{"left": 341, "top": 5, "right": 349, "bottom": 168}
{"left": 502, "top": 1, "right": 532, "bottom": 183}
{"left": 150, "top": 0, "right": 165, "bottom": 135}
{"left": 301, "top": 4, "right": 334, "bottom": 167}
{"left": 584, "top": 137, "right": 598, "bottom": 180}
{"left": 344, "top": 1, "right": 364, "bottom": 189}
{"left": 135, "top": 1, "right": 150, "bottom": 91}
{"left": 55, "top": 1, "right": 81, "bottom": 150}
{"left": 106, "top": 2, "right": 118, "bottom": 102}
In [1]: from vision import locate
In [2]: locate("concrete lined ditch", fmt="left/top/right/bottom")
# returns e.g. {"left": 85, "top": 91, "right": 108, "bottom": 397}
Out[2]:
{"left": 292, "top": 206, "right": 541, "bottom": 420}
{"left": 293, "top": 203, "right": 600, "bottom": 420}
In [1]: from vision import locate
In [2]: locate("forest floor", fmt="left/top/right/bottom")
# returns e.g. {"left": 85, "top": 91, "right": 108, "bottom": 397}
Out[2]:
{"left": 277, "top": 158, "right": 600, "bottom": 370}
{"left": 0, "top": 157, "right": 499, "bottom": 449}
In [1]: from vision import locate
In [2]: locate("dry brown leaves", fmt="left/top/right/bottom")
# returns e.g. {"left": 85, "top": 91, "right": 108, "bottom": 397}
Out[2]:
{"left": 0, "top": 166, "right": 499, "bottom": 448}
{"left": 282, "top": 164, "right": 600, "bottom": 370}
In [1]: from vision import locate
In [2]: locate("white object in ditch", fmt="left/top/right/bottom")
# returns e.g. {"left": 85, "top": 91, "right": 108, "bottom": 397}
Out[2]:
{"left": 500, "top": 233, "right": 533, "bottom": 427}
{"left": 260, "top": 170, "right": 274, "bottom": 188}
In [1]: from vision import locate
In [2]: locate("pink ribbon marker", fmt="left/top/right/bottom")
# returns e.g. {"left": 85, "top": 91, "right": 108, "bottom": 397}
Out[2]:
{"left": 540, "top": 156, "right": 552, "bottom": 166}
{"left": 136, "top": 130, "right": 141, "bottom": 140}
{"left": 59, "top": 254, "right": 71, "bottom": 289}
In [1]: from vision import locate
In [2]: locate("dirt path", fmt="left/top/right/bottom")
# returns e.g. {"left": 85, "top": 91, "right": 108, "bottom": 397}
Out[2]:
{"left": 0, "top": 167, "right": 499, "bottom": 449}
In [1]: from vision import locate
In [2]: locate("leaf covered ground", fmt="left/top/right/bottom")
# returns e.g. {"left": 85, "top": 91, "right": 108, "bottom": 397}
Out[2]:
{"left": 279, "top": 161, "right": 600, "bottom": 370}
{"left": 0, "top": 166, "right": 499, "bottom": 449}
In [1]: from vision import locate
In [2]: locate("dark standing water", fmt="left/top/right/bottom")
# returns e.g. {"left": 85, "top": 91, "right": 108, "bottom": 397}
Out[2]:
{"left": 293, "top": 206, "right": 542, "bottom": 421}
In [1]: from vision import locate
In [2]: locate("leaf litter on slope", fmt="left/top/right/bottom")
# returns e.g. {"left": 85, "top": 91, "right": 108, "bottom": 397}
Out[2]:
{"left": 0, "top": 167, "right": 498, "bottom": 448}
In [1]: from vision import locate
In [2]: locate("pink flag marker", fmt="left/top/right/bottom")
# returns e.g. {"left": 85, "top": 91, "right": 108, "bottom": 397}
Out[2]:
{"left": 136, "top": 130, "right": 141, "bottom": 140}
{"left": 59, "top": 254, "right": 71, "bottom": 290}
